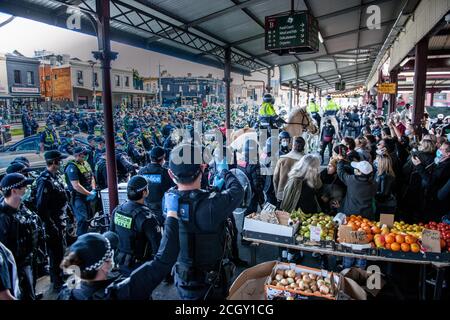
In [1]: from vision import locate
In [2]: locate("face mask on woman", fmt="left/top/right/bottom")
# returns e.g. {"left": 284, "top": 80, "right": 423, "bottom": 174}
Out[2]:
{"left": 405, "top": 130, "right": 411, "bottom": 136}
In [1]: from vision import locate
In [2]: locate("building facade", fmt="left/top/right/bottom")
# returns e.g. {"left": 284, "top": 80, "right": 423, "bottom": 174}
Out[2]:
{"left": 160, "top": 75, "right": 225, "bottom": 106}
{"left": 0, "top": 52, "right": 41, "bottom": 115}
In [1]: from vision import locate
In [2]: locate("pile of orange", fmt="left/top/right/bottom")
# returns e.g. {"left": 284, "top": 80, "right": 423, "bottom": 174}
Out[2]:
{"left": 380, "top": 233, "right": 420, "bottom": 253}
{"left": 344, "top": 215, "right": 381, "bottom": 245}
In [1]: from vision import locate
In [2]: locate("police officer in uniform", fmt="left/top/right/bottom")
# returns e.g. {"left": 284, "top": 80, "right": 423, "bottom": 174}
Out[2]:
{"left": 65, "top": 147, "right": 97, "bottom": 236}
{"left": 115, "top": 138, "right": 139, "bottom": 182}
{"left": 93, "top": 136, "right": 105, "bottom": 165}
{"left": 138, "top": 146, "right": 174, "bottom": 225}
{"left": 85, "top": 135, "right": 96, "bottom": 170}
{"left": 35, "top": 151, "right": 69, "bottom": 291}
{"left": 258, "top": 93, "right": 285, "bottom": 130}
{"left": 0, "top": 173, "right": 40, "bottom": 300}
{"left": 0, "top": 240, "right": 20, "bottom": 300}
{"left": 58, "top": 131, "right": 77, "bottom": 155}
{"left": 40, "top": 120, "right": 59, "bottom": 153}
{"left": 110, "top": 176, "right": 162, "bottom": 276}
{"left": 307, "top": 97, "right": 321, "bottom": 129}
{"left": 324, "top": 95, "right": 340, "bottom": 116}
{"left": 163, "top": 143, "right": 244, "bottom": 300}
{"left": 94, "top": 150, "right": 108, "bottom": 191}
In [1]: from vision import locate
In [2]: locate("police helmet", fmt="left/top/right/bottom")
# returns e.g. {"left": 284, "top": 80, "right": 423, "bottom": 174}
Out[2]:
{"left": 310, "top": 97, "right": 316, "bottom": 102}
{"left": 326, "top": 95, "right": 332, "bottom": 100}
{"left": 279, "top": 131, "right": 291, "bottom": 140}
{"left": 169, "top": 144, "right": 203, "bottom": 183}
{"left": 263, "top": 93, "right": 275, "bottom": 104}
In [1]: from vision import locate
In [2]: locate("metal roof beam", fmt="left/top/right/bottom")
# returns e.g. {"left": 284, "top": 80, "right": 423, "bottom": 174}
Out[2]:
{"left": 185, "top": 0, "right": 268, "bottom": 28}
{"left": 229, "top": 0, "right": 265, "bottom": 28}
{"left": 316, "top": 0, "right": 394, "bottom": 20}
{"left": 323, "top": 19, "right": 396, "bottom": 41}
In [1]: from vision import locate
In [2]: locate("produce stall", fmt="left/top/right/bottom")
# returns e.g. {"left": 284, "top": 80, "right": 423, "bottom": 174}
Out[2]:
{"left": 242, "top": 209, "right": 450, "bottom": 300}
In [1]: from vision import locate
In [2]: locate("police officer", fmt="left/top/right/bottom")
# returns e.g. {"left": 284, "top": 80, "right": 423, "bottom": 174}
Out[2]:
{"left": 0, "top": 173, "right": 40, "bottom": 300}
{"left": 35, "top": 151, "right": 69, "bottom": 291}
{"left": 307, "top": 97, "right": 321, "bottom": 129}
{"left": 58, "top": 131, "right": 77, "bottom": 155}
{"left": 110, "top": 176, "right": 162, "bottom": 276}
{"left": 324, "top": 95, "right": 340, "bottom": 116}
{"left": 85, "top": 135, "right": 96, "bottom": 170}
{"left": 258, "top": 93, "right": 285, "bottom": 129}
{"left": 138, "top": 146, "right": 174, "bottom": 225}
{"left": 320, "top": 119, "right": 336, "bottom": 165}
{"left": 65, "top": 147, "right": 97, "bottom": 236}
{"left": 279, "top": 131, "right": 291, "bottom": 156}
{"left": 163, "top": 143, "right": 244, "bottom": 300}
{"left": 94, "top": 150, "right": 108, "bottom": 191}
{"left": 40, "top": 120, "right": 59, "bottom": 153}
{"left": 115, "top": 138, "right": 139, "bottom": 182}
{"left": 93, "top": 136, "right": 105, "bottom": 165}
{"left": 87, "top": 114, "right": 98, "bottom": 135}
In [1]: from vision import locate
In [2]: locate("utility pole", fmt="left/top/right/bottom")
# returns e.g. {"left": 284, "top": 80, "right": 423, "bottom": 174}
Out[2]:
{"left": 158, "top": 63, "right": 163, "bottom": 105}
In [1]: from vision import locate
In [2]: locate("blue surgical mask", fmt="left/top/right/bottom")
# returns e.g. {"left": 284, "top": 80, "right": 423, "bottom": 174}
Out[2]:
{"left": 405, "top": 130, "right": 411, "bottom": 136}
{"left": 435, "top": 149, "right": 443, "bottom": 164}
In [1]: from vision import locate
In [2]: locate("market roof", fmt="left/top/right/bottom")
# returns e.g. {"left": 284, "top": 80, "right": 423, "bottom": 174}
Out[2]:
{"left": 0, "top": 0, "right": 418, "bottom": 90}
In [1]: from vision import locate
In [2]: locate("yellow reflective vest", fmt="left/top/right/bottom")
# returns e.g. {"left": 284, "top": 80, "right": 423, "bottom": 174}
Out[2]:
{"left": 325, "top": 100, "right": 340, "bottom": 111}
{"left": 307, "top": 102, "right": 320, "bottom": 113}
{"left": 259, "top": 102, "right": 276, "bottom": 117}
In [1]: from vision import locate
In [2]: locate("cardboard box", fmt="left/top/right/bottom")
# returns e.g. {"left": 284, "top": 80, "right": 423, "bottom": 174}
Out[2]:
{"left": 243, "top": 212, "right": 299, "bottom": 243}
{"left": 228, "top": 261, "right": 366, "bottom": 300}
{"left": 340, "top": 267, "right": 385, "bottom": 297}
{"left": 265, "top": 262, "right": 341, "bottom": 300}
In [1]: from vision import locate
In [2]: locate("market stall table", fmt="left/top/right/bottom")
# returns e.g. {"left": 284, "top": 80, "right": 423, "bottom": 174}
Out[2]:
{"left": 243, "top": 237, "right": 450, "bottom": 300}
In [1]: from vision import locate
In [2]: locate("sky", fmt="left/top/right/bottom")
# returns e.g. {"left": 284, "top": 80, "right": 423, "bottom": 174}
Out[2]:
{"left": 0, "top": 13, "right": 270, "bottom": 84}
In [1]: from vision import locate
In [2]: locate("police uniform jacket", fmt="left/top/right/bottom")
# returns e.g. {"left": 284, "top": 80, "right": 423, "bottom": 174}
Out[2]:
{"left": 138, "top": 164, "right": 174, "bottom": 211}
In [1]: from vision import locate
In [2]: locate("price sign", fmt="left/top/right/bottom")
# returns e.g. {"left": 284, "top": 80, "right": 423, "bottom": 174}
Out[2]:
{"left": 421, "top": 229, "right": 441, "bottom": 253}
{"left": 310, "top": 225, "right": 322, "bottom": 242}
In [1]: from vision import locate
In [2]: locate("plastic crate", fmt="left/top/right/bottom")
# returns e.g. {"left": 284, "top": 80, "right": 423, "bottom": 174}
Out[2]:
{"left": 100, "top": 183, "right": 129, "bottom": 213}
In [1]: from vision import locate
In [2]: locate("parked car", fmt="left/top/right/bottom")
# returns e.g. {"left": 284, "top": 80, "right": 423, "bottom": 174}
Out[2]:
{"left": 0, "top": 134, "right": 88, "bottom": 153}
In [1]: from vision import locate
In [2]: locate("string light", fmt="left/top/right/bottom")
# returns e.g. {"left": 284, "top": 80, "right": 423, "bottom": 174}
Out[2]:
{"left": 330, "top": 85, "right": 365, "bottom": 98}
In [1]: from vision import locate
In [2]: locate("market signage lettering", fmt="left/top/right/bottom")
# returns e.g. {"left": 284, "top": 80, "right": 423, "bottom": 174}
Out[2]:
{"left": 11, "top": 86, "right": 40, "bottom": 94}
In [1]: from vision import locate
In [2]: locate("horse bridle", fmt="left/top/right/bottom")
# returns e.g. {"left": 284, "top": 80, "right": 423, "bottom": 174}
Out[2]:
{"left": 285, "top": 109, "right": 311, "bottom": 130}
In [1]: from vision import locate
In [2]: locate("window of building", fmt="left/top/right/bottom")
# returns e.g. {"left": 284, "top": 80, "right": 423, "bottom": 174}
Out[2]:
{"left": 115, "top": 75, "right": 120, "bottom": 87}
{"left": 77, "top": 71, "right": 83, "bottom": 85}
{"left": 93, "top": 72, "right": 98, "bottom": 86}
{"left": 14, "top": 70, "right": 21, "bottom": 84}
{"left": 125, "top": 76, "right": 130, "bottom": 87}
{"left": 27, "top": 71, "right": 34, "bottom": 85}
{"left": 167, "top": 84, "right": 170, "bottom": 91}
{"left": 179, "top": 85, "right": 183, "bottom": 92}
{"left": 54, "top": 74, "right": 57, "bottom": 80}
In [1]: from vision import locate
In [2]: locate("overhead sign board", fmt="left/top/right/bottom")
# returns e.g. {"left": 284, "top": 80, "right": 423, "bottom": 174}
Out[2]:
{"left": 335, "top": 81, "right": 346, "bottom": 91}
{"left": 11, "top": 86, "right": 40, "bottom": 94}
{"left": 377, "top": 83, "right": 397, "bottom": 94}
{"left": 265, "top": 11, "right": 319, "bottom": 55}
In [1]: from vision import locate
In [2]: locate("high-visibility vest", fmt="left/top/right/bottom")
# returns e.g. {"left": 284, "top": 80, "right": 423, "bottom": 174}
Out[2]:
{"left": 307, "top": 102, "right": 319, "bottom": 113}
{"left": 259, "top": 102, "right": 276, "bottom": 117}
{"left": 325, "top": 100, "right": 340, "bottom": 111}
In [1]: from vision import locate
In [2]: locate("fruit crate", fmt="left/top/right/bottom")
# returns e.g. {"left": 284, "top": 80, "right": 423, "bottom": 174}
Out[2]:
{"left": 376, "top": 249, "right": 450, "bottom": 262}
{"left": 335, "top": 243, "right": 378, "bottom": 256}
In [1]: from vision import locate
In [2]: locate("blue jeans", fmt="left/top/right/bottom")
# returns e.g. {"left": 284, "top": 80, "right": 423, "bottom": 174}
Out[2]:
{"left": 343, "top": 257, "right": 367, "bottom": 269}
{"left": 73, "top": 197, "right": 90, "bottom": 236}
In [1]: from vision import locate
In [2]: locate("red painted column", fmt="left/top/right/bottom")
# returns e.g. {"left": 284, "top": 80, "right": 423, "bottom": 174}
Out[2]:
{"left": 412, "top": 37, "right": 428, "bottom": 139}
{"left": 377, "top": 70, "right": 383, "bottom": 115}
{"left": 389, "top": 69, "right": 398, "bottom": 114}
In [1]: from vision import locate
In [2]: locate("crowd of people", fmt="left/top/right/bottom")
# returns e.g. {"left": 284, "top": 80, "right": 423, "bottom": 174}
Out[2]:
{"left": 0, "top": 96, "right": 449, "bottom": 300}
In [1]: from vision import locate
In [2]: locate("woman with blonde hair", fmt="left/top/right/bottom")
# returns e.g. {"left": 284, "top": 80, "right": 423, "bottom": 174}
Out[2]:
{"left": 280, "top": 154, "right": 322, "bottom": 213}
{"left": 375, "top": 154, "right": 397, "bottom": 214}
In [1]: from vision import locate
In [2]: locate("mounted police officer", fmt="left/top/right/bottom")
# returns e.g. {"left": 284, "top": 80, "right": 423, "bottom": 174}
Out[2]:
{"left": 40, "top": 120, "right": 59, "bottom": 153}
{"left": 110, "top": 176, "right": 162, "bottom": 276}
{"left": 35, "top": 151, "right": 69, "bottom": 291}
{"left": 0, "top": 173, "right": 40, "bottom": 300}
{"left": 324, "top": 95, "right": 340, "bottom": 116}
{"left": 258, "top": 93, "right": 285, "bottom": 130}
{"left": 138, "top": 146, "right": 174, "bottom": 225}
{"left": 163, "top": 143, "right": 244, "bottom": 300}
{"left": 65, "top": 147, "right": 97, "bottom": 236}
{"left": 307, "top": 97, "right": 321, "bottom": 129}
